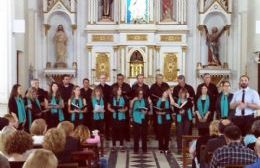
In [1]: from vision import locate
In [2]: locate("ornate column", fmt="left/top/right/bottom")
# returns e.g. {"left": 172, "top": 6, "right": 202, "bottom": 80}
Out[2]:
{"left": 149, "top": 0, "right": 154, "bottom": 23}
{"left": 113, "top": 46, "right": 119, "bottom": 70}
{"left": 120, "top": 0, "right": 125, "bottom": 23}
{"left": 88, "top": 0, "right": 92, "bottom": 24}
{"left": 87, "top": 46, "right": 93, "bottom": 83}
{"left": 182, "top": 46, "right": 187, "bottom": 75}
{"left": 147, "top": 45, "right": 154, "bottom": 76}
{"left": 155, "top": 46, "right": 161, "bottom": 73}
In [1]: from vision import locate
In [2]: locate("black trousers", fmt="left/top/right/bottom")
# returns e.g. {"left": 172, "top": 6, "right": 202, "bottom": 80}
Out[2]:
{"left": 176, "top": 119, "right": 191, "bottom": 150}
{"left": 92, "top": 120, "right": 105, "bottom": 133}
{"left": 105, "top": 110, "right": 112, "bottom": 139}
{"left": 112, "top": 120, "right": 125, "bottom": 146}
{"left": 157, "top": 123, "right": 171, "bottom": 150}
{"left": 133, "top": 123, "right": 147, "bottom": 152}
{"left": 232, "top": 115, "right": 255, "bottom": 136}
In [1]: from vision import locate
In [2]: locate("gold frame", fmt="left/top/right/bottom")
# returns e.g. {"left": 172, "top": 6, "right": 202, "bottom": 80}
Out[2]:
{"left": 163, "top": 53, "right": 178, "bottom": 82}
{"left": 95, "top": 53, "right": 110, "bottom": 81}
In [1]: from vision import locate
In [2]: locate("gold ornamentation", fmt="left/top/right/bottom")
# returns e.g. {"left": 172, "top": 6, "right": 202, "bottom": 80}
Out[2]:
{"left": 92, "top": 35, "right": 113, "bottom": 42}
{"left": 160, "top": 35, "right": 182, "bottom": 42}
{"left": 44, "top": 24, "right": 51, "bottom": 36}
{"left": 182, "top": 46, "right": 187, "bottom": 53}
{"left": 163, "top": 53, "right": 178, "bottom": 82}
{"left": 127, "top": 34, "right": 147, "bottom": 41}
{"left": 96, "top": 53, "right": 110, "bottom": 81}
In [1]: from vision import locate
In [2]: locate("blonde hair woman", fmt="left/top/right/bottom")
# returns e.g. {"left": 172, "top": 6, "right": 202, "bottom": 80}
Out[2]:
{"left": 23, "top": 149, "right": 58, "bottom": 168}
{"left": 209, "top": 120, "right": 220, "bottom": 136}
{"left": 30, "top": 119, "right": 47, "bottom": 145}
{"left": 73, "top": 125, "right": 90, "bottom": 144}
{"left": 0, "top": 126, "right": 16, "bottom": 155}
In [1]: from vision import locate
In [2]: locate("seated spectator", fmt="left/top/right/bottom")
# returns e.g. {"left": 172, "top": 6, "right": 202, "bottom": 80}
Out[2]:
{"left": 210, "top": 125, "right": 257, "bottom": 168}
{"left": 42, "top": 128, "right": 66, "bottom": 158}
{"left": 3, "top": 114, "right": 18, "bottom": 129}
{"left": 0, "top": 126, "right": 16, "bottom": 155}
{"left": 57, "top": 121, "right": 79, "bottom": 162}
{"left": 251, "top": 120, "right": 260, "bottom": 137}
{"left": 246, "top": 137, "right": 260, "bottom": 168}
{"left": 30, "top": 119, "right": 47, "bottom": 145}
{"left": 244, "top": 134, "right": 257, "bottom": 151}
{"left": 73, "top": 125, "right": 100, "bottom": 144}
{"left": 0, "top": 153, "right": 9, "bottom": 168}
{"left": 22, "top": 149, "right": 58, "bottom": 168}
{"left": 204, "top": 119, "right": 232, "bottom": 163}
{"left": 4, "top": 130, "right": 33, "bottom": 161}
{"left": 0, "top": 117, "right": 9, "bottom": 130}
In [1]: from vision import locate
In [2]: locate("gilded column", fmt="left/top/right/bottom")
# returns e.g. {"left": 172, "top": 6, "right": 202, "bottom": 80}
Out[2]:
{"left": 182, "top": 46, "right": 187, "bottom": 76}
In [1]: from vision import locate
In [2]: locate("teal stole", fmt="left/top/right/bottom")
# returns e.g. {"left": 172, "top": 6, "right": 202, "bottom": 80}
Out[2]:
{"left": 15, "top": 97, "right": 26, "bottom": 124}
{"left": 156, "top": 98, "right": 171, "bottom": 125}
{"left": 220, "top": 93, "right": 229, "bottom": 118}
{"left": 176, "top": 98, "right": 192, "bottom": 123}
{"left": 26, "top": 98, "right": 41, "bottom": 128}
{"left": 50, "top": 96, "right": 64, "bottom": 121}
{"left": 91, "top": 97, "right": 104, "bottom": 120}
{"left": 112, "top": 97, "right": 126, "bottom": 121}
{"left": 197, "top": 95, "right": 210, "bottom": 117}
{"left": 132, "top": 99, "right": 146, "bottom": 124}
{"left": 71, "top": 97, "right": 84, "bottom": 122}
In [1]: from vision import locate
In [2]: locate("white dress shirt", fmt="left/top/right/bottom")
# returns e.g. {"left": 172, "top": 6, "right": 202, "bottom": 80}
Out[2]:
{"left": 230, "top": 87, "right": 260, "bottom": 116}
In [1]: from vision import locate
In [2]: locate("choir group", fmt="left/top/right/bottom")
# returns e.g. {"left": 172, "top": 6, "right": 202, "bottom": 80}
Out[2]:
{"left": 7, "top": 73, "right": 260, "bottom": 155}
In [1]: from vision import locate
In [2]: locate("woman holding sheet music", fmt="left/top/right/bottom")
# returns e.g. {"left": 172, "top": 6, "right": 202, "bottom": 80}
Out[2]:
{"left": 91, "top": 86, "right": 105, "bottom": 133}
{"left": 68, "top": 86, "right": 87, "bottom": 126}
{"left": 130, "top": 88, "right": 150, "bottom": 153}
{"left": 154, "top": 89, "right": 174, "bottom": 153}
{"left": 108, "top": 86, "right": 128, "bottom": 152}
{"left": 46, "top": 82, "right": 65, "bottom": 128}
{"left": 173, "top": 88, "right": 193, "bottom": 154}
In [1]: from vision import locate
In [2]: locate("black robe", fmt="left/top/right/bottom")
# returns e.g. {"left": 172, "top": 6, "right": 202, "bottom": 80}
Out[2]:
{"left": 131, "top": 83, "right": 150, "bottom": 99}
{"left": 215, "top": 92, "right": 234, "bottom": 119}
{"left": 172, "top": 84, "right": 195, "bottom": 102}
{"left": 150, "top": 82, "right": 170, "bottom": 104}
{"left": 111, "top": 82, "right": 132, "bottom": 101}
{"left": 196, "top": 83, "right": 218, "bottom": 111}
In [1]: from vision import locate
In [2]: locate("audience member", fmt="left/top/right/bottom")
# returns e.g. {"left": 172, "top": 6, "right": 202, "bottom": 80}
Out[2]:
{"left": 3, "top": 114, "right": 18, "bottom": 129}
{"left": 246, "top": 137, "right": 260, "bottom": 168}
{"left": 251, "top": 120, "right": 260, "bottom": 137}
{"left": 0, "top": 126, "right": 16, "bottom": 155}
{"left": 0, "top": 117, "right": 9, "bottom": 130}
{"left": 73, "top": 125, "right": 100, "bottom": 144}
{"left": 30, "top": 119, "right": 47, "bottom": 145}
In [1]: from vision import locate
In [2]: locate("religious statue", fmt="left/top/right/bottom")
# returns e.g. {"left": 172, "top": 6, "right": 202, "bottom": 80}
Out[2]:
{"left": 101, "top": 0, "right": 113, "bottom": 19}
{"left": 203, "top": 25, "right": 228, "bottom": 66}
{"left": 129, "top": 0, "right": 147, "bottom": 23}
{"left": 54, "top": 25, "right": 68, "bottom": 68}
{"left": 161, "top": 0, "right": 173, "bottom": 21}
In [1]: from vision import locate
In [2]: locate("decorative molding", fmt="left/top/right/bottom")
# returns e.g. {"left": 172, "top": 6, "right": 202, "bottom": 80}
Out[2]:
{"left": 92, "top": 35, "right": 113, "bottom": 42}
{"left": 127, "top": 34, "right": 147, "bottom": 41}
{"left": 160, "top": 35, "right": 182, "bottom": 42}
{"left": 44, "top": 24, "right": 51, "bottom": 36}
{"left": 182, "top": 46, "right": 187, "bottom": 53}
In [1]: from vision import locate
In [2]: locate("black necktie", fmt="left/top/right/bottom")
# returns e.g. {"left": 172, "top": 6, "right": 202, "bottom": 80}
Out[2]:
{"left": 241, "top": 90, "right": 245, "bottom": 115}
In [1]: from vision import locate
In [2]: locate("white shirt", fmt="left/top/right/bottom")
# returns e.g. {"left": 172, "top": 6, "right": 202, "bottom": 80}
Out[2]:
{"left": 32, "top": 135, "right": 44, "bottom": 145}
{"left": 230, "top": 87, "right": 260, "bottom": 116}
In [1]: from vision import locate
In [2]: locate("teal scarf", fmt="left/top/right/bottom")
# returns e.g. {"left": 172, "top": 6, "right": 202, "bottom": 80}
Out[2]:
{"left": 71, "top": 97, "right": 84, "bottom": 122}
{"left": 197, "top": 95, "right": 210, "bottom": 117}
{"left": 15, "top": 97, "right": 26, "bottom": 124}
{"left": 176, "top": 98, "right": 192, "bottom": 123}
{"left": 156, "top": 98, "right": 171, "bottom": 125}
{"left": 112, "top": 97, "right": 126, "bottom": 121}
{"left": 92, "top": 97, "right": 104, "bottom": 120}
{"left": 220, "top": 93, "right": 229, "bottom": 118}
{"left": 132, "top": 99, "right": 146, "bottom": 124}
{"left": 26, "top": 98, "right": 41, "bottom": 128}
{"left": 50, "top": 96, "right": 64, "bottom": 121}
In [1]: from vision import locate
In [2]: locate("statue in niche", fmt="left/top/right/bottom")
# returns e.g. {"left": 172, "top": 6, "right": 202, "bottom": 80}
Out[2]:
{"left": 101, "top": 0, "right": 113, "bottom": 20}
{"left": 54, "top": 24, "right": 68, "bottom": 68}
{"left": 202, "top": 25, "right": 228, "bottom": 66}
{"left": 161, "top": 0, "right": 173, "bottom": 21}
{"left": 128, "top": 0, "right": 148, "bottom": 24}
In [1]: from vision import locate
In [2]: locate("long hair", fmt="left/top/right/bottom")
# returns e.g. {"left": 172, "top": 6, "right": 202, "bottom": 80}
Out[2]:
{"left": 196, "top": 84, "right": 208, "bottom": 98}
{"left": 9, "top": 84, "right": 21, "bottom": 98}
{"left": 71, "top": 85, "right": 81, "bottom": 99}
{"left": 91, "top": 86, "right": 103, "bottom": 98}
{"left": 49, "top": 82, "right": 61, "bottom": 99}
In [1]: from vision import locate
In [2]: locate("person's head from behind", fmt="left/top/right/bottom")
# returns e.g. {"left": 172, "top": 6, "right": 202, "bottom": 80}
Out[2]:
{"left": 57, "top": 121, "right": 74, "bottom": 137}
{"left": 251, "top": 120, "right": 260, "bottom": 138}
{"left": 5, "top": 130, "right": 33, "bottom": 155}
{"left": 22, "top": 149, "right": 58, "bottom": 168}
{"left": 30, "top": 119, "right": 47, "bottom": 136}
{"left": 73, "top": 125, "right": 90, "bottom": 144}
{"left": 209, "top": 120, "right": 220, "bottom": 136}
{"left": 254, "top": 137, "right": 260, "bottom": 157}
{"left": 224, "top": 125, "right": 242, "bottom": 144}
{"left": 218, "top": 119, "right": 232, "bottom": 135}
{"left": 0, "top": 126, "right": 16, "bottom": 154}
{"left": 3, "top": 114, "right": 18, "bottom": 129}
{"left": 62, "top": 74, "right": 71, "bottom": 86}
{"left": 42, "top": 128, "right": 66, "bottom": 154}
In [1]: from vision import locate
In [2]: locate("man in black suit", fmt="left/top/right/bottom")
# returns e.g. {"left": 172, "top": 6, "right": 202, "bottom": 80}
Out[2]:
{"left": 131, "top": 74, "right": 150, "bottom": 99}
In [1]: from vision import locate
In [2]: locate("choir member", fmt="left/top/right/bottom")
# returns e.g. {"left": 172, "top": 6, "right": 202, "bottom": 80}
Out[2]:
{"left": 195, "top": 84, "right": 214, "bottom": 136}
{"left": 130, "top": 88, "right": 149, "bottom": 153}
{"left": 108, "top": 86, "right": 128, "bottom": 152}
{"left": 24, "top": 87, "right": 42, "bottom": 129}
{"left": 131, "top": 74, "right": 150, "bottom": 99}
{"left": 91, "top": 86, "right": 105, "bottom": 133}
{"left": 8, "top": 84, "right": 26, "bottom": 129}
{"left": 80, "top": 78, "right": 93, "bottom": 128}
{"left": 68, "top": 86, "right": 87, "bottom": 127}
{"left": 29, "top": 79, "right": 48, "bottom": 109}
{"left": 97, "top": 74, "right": 111, "bottom": 140}
{"left": 173, "top": 88, "right": 193, "bottom": 154}
{"left": 172, "top": 75, "right": 195, "bottom": 101}
{"left": 60, "top": 75, "right": 74, "bottom": 121}
{"left": 215, "top": 81, "right": 233, "bottom": 119}
{"left": 46, "top": 82, "right": 65, "bottom": 128}
{"left": 111, "top": 73, "right": 131, "bottom": 141}
{"left": 154, "top": 89, "right": 173, "bottom": 153}
{"left": 196, "top": 73, "right": 218, "bottom": 113}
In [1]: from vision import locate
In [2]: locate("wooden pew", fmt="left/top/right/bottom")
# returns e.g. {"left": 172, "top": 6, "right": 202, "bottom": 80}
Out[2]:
{"left": 71, "top": 149, "right": 96, "bottom": 168}
{"left": 58, "top": 162, "right": 79, "bottom": 168}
